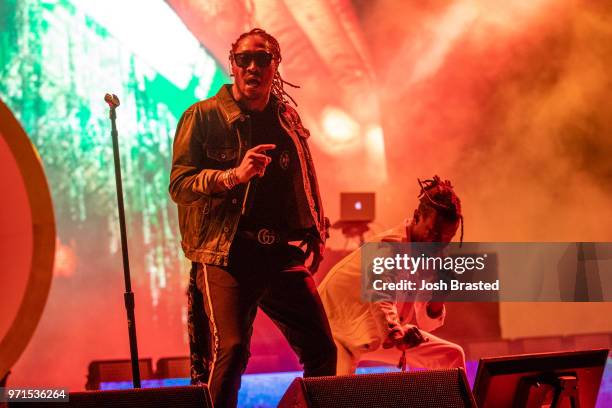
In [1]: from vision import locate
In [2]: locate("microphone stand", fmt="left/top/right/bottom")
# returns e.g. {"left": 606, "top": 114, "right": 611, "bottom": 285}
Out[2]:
{"left": 104, "top": 93, "right": 141, "bottom": 388}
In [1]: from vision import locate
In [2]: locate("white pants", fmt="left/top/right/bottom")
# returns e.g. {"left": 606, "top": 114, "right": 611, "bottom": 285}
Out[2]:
{"left": 335, "top": 331, "right": 466, "bottom": 375}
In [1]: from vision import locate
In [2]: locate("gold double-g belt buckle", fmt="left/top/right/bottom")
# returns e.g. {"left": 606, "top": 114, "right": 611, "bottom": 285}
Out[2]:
{"left": 257, "top": 228, "right": 279, "bottom": 245}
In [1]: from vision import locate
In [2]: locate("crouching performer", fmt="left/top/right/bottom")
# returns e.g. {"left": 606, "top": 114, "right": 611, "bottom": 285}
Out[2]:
{"left": 318, "top": 176, "right": 466, "bottom": 374}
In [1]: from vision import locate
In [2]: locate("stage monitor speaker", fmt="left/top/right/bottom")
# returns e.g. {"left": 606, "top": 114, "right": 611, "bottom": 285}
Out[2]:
{"left": 156, "top": 356, "right": 190, "bottom": 379}
{"left": 85, "top": 358, "right": 154, "bottom": 390}
{"left": 9, "top": 385, "right": 212, "bottom": 408}
{"left": 278, "top": 369, "right": 476, "bottom": 408}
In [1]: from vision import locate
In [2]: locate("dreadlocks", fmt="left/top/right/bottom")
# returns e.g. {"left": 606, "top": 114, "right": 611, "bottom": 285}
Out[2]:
{"left": 417, "top": 175, "right": 464, "bottom": 244}
{"left": 230, "top": 28, "right": 300, "bottom": 106}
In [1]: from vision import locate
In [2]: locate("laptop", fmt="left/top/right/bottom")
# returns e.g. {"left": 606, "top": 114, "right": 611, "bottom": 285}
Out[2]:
{"left": 339, "top": 192, "right": 375, "bottom": 223}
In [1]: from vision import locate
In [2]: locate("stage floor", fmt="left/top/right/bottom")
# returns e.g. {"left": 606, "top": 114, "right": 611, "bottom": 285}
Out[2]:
{"left": 99, "top": 358, "right": 612, "bottom": 407}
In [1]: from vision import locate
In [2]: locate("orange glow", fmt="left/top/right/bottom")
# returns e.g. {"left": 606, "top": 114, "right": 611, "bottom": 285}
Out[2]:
{"left": 320, "top": 106, "right": 361, "bottom": 153}
{"left": 53, "top": 239, "right": 77, "bottom": 278}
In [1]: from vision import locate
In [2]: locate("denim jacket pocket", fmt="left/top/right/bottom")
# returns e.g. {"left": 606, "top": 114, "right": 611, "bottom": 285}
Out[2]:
{"left": 206, "top": 147, "right": 237, "bottom": 163}
{"left": 186, "top": 196, "right": 212, "bottom": 248}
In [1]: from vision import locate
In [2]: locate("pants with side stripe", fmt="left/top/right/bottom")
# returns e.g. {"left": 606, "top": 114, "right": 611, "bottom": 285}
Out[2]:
{"left": 195, "top": 237, "right": 337, "bottom": 408}
{"left": 187, "top": 263, "right": 212, "bottom": 384}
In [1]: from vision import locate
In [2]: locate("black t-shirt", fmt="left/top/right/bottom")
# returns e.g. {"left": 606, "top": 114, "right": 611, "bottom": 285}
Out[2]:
{"left": 238, "top": 101, "right": 297, "bottom": 233}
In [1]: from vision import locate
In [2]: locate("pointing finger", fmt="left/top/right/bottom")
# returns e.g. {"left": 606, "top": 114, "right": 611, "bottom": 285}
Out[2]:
{"left": 251, "top": 144, "right": 276, "bottom": 153}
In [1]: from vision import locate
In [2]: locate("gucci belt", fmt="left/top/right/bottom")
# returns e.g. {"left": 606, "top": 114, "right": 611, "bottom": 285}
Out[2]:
{"left": 237, "top": 228, "right": 284, "bottom": 245}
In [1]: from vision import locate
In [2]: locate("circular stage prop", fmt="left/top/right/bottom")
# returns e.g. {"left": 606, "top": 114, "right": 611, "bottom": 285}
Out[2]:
{"left": 0, "top": 99, "right": 55, "bottom": 380}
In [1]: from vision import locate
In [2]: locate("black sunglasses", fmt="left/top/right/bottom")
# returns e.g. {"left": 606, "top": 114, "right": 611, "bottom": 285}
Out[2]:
{"left": 233, "top": 51, "right": 274, "bottom": 68}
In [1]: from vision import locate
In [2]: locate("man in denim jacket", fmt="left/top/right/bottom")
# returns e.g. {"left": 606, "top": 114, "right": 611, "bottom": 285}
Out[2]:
{"left": 169, "top": 28, "right": 335, "bottom": 408}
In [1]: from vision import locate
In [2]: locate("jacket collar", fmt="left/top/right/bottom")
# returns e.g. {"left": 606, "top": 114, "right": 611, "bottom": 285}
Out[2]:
{"left": 216, "top": 84, "right": 243, "bottom": 125}
{"left": 216, "top": 84, "right": 282, "bottom": 124}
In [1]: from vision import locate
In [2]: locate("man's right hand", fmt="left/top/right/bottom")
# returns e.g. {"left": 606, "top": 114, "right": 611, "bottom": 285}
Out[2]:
{"left": 382, "top": 326, "right": 405, "bottom": 349}
{"left": 398, "top": 325, "right": 428, "bottom": 350}
{"left": 235, "top": 144, "right": 276, "bottom": 183}
{"left": 383, "top": 324, "right": 428, "bottom": 350}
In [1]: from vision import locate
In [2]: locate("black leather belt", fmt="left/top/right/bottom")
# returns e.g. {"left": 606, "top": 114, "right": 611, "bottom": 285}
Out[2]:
{"left": 236, "top": 228, "right": 287, "bottom": 245}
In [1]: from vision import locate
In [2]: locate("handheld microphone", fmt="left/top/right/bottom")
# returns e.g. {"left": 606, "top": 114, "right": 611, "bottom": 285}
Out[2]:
{"left": 240, "top": 146, "right": 273, "bottom": 216}
{"left": 241, "top": 177, "right": 259, "bottom": 216}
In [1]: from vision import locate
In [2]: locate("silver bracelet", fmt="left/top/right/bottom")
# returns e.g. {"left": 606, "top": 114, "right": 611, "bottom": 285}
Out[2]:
{"left": 223, "top": 168, "right": 238, "bottom": 190}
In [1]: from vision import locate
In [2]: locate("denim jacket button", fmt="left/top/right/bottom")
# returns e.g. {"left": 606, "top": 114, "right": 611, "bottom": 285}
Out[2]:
{"left": 231, "top": 198, "right": 238, "bottom": 205}
{"left": 223, "top": 226, "right": 229, "bottom": 233}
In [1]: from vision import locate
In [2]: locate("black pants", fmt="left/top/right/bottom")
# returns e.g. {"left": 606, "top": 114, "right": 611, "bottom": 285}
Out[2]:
{"left": 195, "top": 237, "right": 337, "bottom": 408}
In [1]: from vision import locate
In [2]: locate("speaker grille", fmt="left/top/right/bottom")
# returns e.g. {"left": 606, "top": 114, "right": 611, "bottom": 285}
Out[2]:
{"left": 301, "top": 370, "right": 472, "bottom": 408}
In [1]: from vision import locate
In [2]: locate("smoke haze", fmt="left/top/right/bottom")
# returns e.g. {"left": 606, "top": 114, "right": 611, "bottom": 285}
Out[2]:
{"left": 355, "top": 0, "right": 612, "bottom": 241}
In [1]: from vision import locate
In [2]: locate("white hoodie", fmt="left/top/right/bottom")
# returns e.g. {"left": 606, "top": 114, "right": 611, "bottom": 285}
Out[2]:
{"left": 318, "top": 222, "right": 446, "bottom": 354}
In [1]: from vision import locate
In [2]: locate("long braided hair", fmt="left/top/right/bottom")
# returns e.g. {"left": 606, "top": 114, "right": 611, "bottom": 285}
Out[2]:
{"left": 417, "top": 175, "right": 464, "bottom": 245}
{"left": 230, "top": 28, "right": 300, "bottom": 106}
